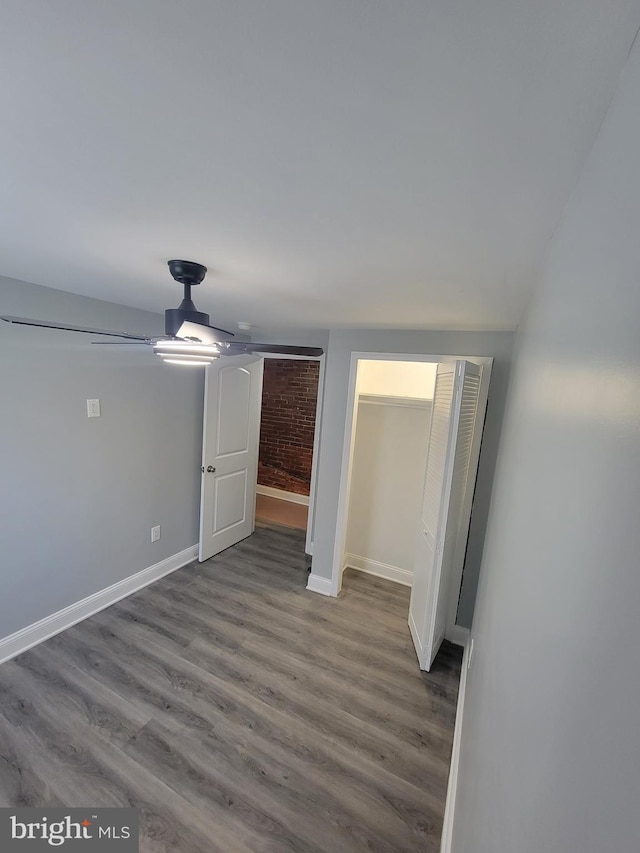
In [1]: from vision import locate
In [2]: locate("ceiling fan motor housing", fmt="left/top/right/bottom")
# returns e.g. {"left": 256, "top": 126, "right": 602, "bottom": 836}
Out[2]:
{"left": 165, "top": 259, "right": 210, "bottom": 336}
{"left": 165, "top": 305, "right": 210, "bottom": 337}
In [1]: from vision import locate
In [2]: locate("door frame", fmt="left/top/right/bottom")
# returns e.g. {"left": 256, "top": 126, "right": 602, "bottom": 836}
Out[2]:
{"left": 257, "top": 352, "right": 325, "bottom": 556}
{"left": 330, "top": 351, "right": 492, "bottom": 644}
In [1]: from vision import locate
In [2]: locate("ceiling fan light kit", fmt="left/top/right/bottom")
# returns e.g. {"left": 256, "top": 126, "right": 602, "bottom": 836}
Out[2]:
{"left": 153, "top": 341, "right": 220, "bottom": 355}
{"left": 161, "top": 358, "right": 215, "bottom": 366}
{"left": 155, "top": 349, "right": 219, "bottom": 366}
{"left": 153, "top": 339, "right": 220, "bottom": 366}
{"left": 0, "top": 260, "right": 324, "bottom": 366}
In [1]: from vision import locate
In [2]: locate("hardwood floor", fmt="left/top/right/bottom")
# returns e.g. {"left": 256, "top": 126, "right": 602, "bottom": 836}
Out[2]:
{"left": 0, "top": 525, "right": 462, "bottom": 852}
{"left": 255, "top": 494, "right": 309, "bottom": 530}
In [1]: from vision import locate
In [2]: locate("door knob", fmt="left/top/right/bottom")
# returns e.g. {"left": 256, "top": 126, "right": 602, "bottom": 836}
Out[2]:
{"left": 207, "top": 465, "right": 216, "bottom": 473}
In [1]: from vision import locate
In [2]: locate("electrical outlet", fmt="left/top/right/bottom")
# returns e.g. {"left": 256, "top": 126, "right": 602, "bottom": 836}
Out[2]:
{"left": 86, "top": 399, "right": 101, "bottom": 418}
{"left": 151, "top": 525, "right": 161, "bottom": 543}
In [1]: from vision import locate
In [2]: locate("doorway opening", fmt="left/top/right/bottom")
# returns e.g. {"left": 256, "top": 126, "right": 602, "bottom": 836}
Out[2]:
{"left": 255, "top": 357, "right": 321, "bottom": 534}
{"left": 343, "top": 359, "right": 437, "bottom": 585}
{"left": 332, "top": 352, "right": 492, "bottom": 669}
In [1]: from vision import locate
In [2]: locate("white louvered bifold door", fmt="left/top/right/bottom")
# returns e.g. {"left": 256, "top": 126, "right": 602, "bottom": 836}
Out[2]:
{"left": 408, "top": 360, "right": 482, "bottom": 670}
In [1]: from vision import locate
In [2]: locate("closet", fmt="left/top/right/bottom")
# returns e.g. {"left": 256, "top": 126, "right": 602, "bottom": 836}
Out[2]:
{"left": 344, "top": 361, "right": 437, "bottom": 586}
{"left": 338, "top": 356, "right": 491, "bottom": 671}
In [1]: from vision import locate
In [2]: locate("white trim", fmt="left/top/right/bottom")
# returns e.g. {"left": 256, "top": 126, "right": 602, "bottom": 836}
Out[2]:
{"left": 344, "top": 553, "right": 413, "bottom": 587}
{"left": 306, "top": 354, "right": 325, "bottom": 557}
{"left": 358, "top": 393, "right": 432, "bottom": 410}
{"left": 0, "top": 544, "right": 198, "bottom": 666}
{"left": 256, "top": 485, "right": 310, "bottom": 506}
{"left": 441, "top": 639, "right": 470, "bottom": 853}
{"left": 329, "top": 351, "right": 363, "bottom": 596}
{"left": 446, "top": 624, "right": 470, "bottom": 648}
{"left": 408, "top": 608, "right": 424, "bottom": 665}
{"left": 306, "top": 573, "right": 337, "bottom": 597}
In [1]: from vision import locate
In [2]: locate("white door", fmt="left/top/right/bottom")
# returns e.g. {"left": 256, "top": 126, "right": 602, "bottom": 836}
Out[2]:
{"left": 199, "top": 356, "right": 264, "bottom": 561}
{"left": 409, "top": 360, "right": 482, "bottom": 670}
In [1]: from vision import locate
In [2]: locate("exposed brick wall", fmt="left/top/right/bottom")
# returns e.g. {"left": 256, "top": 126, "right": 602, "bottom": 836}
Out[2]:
{"left": 258, "top": 359, "right": 320, "bottom": 496}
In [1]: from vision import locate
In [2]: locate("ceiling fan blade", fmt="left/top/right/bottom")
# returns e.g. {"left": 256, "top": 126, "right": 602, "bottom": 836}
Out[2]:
{"left": 224, "top": 342, "right": 323, "bottom": 357}
{"left": 177, "top": 320, "right": 235, "bottom": 343}
{"left": 1, "top": 315, "right": 152, "bottom": 341}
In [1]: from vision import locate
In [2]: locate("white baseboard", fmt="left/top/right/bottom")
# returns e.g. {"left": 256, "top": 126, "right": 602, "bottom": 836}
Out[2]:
{"left": 440, "top": 639, "right": 470, "bottom": 853}
{"left": 306, "top": 573, "right": 336, "bottom": 597}
{"left": 343, "top": 553, "right": 413, "bottom": 587}
{"left": 446, "top": 624, "right": 470, "bottom": 648}
{"left": 0, "top": 544, "right": 198, "bottom": 666}
{"left": 256, "top": 485, "right": 310, "bottom": 506}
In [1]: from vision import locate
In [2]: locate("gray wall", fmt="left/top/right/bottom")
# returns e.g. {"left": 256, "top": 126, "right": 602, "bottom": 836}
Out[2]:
{"left": 452, "top": 34, "right": 640, "bottom": 853}
{"left": 0, "top": 277, "right": 203, "bottom": 638}
{"left": 311, "top": 328, "right": 514, "bottom": 626}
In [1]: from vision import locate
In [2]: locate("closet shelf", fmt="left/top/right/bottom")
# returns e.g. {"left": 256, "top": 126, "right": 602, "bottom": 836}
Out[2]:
{"left": 358, "top": 393, "right": 432, "bottom": 409}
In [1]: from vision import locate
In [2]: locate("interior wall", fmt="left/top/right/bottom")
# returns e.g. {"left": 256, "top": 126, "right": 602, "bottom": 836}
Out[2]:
{"left": 258, "top": 358, "right": 320, "bottom": 495}
{"left": 310, "top": 329, "right": 514, "bottom": 626}
{"left": 452, "top": 35, "right": 640, "bottom": 853}
{"left": 0, "top": 276, "right": 203, "bottom": 639}
{"left": 357, "top": 360, "right": 438, "bottom": 398}
{"left": 345, "top": 399, "right": 432, "bottom": 581}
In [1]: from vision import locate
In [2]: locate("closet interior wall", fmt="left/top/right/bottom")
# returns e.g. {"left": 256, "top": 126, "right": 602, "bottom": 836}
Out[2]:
{"left": 344, "top": 361, "right": 437, "bottom": 586}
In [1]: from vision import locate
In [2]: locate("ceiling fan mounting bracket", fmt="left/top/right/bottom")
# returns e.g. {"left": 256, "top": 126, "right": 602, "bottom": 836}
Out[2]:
{"left": 167, "top": 259, "right": 207, "bottom": 287}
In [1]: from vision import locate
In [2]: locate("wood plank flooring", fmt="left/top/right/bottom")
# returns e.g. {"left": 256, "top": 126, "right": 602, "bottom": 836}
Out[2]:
{"left": 0, "top": 524, "right": 462, "bottom": 852}
{"left": 255, "top": 495, "right": 309, "bottom": 530}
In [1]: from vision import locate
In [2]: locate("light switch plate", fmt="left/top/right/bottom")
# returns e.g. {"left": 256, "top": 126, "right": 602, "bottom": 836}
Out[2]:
{"left": 87, "top": 399, "right": 101, "bottom": 418}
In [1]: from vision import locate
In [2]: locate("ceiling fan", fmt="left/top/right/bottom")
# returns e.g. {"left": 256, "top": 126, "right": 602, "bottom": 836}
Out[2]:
{"left": 1, "top": 260, "right": 323, "bottom": 365}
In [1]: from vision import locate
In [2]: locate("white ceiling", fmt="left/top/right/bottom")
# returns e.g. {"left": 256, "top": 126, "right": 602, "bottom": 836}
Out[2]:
{"left": 1, "top": 1, "right": 639, "bottom": 335}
